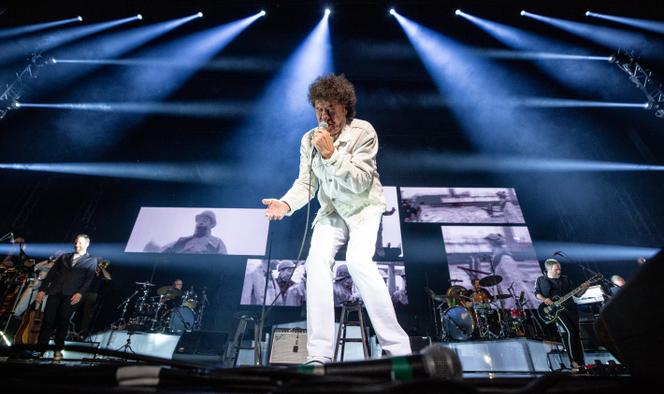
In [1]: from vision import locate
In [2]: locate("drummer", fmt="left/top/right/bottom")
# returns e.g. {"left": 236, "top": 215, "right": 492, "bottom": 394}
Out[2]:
{"left": 158, "top": 279, "right": 183, "bottom": 306}
{"left": 470, "top": 278, "right": 493, "bottom": 304}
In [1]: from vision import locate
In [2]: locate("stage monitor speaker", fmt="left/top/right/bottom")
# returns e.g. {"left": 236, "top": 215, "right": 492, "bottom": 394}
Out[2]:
{"left": 269, "top": 328, "right": 308, "bottom": 365}
{"left": 173, "top": 330, "right": 228, "bottom": 362}
{"left": 410, "top": 336, "right": 432, "bottom": 353}
{"left": 595, "top": 249, "right": 664, "bottom": 378}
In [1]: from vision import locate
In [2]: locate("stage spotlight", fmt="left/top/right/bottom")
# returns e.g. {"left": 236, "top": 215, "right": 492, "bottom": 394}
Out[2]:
{"left": 11, "top": 101, "right": 20, "bottom": 109}
{"left": 136, "top": 14, "right": 143, "bottom": 20}
{"left": 260, "top": 10, "right": 266, "bottom": 17}
{"left": 520, "top": 10, "right": 526, "bottom": 16}
{"left": 390, "top": 9, "right": 396, "bottom": 16}
{"left": 77, "top": 16, "right": 83, "bottom": 21}
{"left": 455, "top": 9, "right": 462, "bottom": 16}
{"left": 585, "top": 11, "right": 591, "bottom": 17}
{"left": 325, "top": 8, "right": 331, "bottom": 16}
{"left": 197, "top": 12, "right": 203, "bottom": 18}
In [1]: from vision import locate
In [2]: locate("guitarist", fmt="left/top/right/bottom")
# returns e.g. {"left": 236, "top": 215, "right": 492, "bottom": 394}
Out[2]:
{"left": 535, "top": 258, "right": 589, "bottom": 370}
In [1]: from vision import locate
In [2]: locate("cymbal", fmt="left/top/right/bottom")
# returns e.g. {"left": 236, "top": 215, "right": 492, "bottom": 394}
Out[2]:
{"left": 479, "top": 275, "right": 503, "bottom": 287}
{"left": 135, "top": 281, "right": 155, "bottom": 287}
{"left": 457, "top": 266, "right": 492, "bottom": 275}
{"left": 432, "top": 294, "right": 450, "bottom": 303}
{"left": 157, "top": 285, "right": 181, "bottom": 298}
{"left": 493, "top": 293, "right": 512, "bottom": 300}
{"left": 425, "top": 287, "right": 449, "bottom": 303}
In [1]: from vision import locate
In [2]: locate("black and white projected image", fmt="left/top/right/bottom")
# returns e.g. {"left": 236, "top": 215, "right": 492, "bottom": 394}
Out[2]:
{"left": 375, "top": 186, "right": 404, "bottom": 260}
{"left": 125, "top": 207, "right": 269, "bottom": 256}
{"left": 240, "top": 259, "right": 408, "bottom": 307}
{"left": 441, "top": 226, "right": 541, "bottom": 309}
{"left": 401, "top": 187, "right": 525, "bottom": 224}
{"left": 240, "top": 259, "right": 306, "bottom": 306}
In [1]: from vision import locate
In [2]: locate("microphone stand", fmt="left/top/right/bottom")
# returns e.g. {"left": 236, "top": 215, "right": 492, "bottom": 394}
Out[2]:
{"left": 253, "top": 142, "right": 318, "bottom": 365}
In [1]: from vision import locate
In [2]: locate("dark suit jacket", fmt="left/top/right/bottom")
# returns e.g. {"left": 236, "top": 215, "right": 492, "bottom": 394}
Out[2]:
{"left": 40, "top": 252, "right": 98, "bottom": 296}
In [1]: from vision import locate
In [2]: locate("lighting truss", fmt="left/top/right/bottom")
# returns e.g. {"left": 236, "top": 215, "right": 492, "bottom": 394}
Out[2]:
{"left": 610, "top": 49, "right": 664, "bottom": 118}
{"left": 0, "top": 52, "right": 54, "bottom": 120}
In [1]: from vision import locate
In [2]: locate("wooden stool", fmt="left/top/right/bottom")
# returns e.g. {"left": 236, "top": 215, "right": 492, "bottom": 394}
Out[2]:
{"left": 333, "top": 301, "right": 370, "bottom": 361}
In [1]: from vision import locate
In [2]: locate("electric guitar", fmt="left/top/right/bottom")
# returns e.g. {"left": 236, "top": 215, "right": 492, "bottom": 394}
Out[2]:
{"left": 537, "top": 274, "right": 603, "bottom": 324}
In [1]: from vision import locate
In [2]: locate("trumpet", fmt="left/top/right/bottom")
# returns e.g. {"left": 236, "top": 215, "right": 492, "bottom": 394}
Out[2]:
{"left": 98, "top": 259, "right": 110, "bottom": 270}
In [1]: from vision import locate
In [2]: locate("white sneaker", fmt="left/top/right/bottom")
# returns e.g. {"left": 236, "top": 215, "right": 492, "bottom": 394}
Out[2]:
{"left": 302, "top": 356, "right": 332, "bottom": 366}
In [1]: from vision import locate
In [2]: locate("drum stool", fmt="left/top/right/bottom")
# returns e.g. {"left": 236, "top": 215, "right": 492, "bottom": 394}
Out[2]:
{"left": 333, "top": 301, "right": 370, "bottom": 361}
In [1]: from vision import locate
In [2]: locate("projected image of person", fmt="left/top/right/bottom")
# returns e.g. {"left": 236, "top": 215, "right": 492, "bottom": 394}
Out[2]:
{"left": 333, "top": 264, "right": 357, "bottom": 305}
{"left": 159, "top": 210, "right": 227, "bottom": 254}
{"left": 285, "top": 271, "right": 306, "bottom": 306}
{"left": 274, "top": 261, "right": 296, "bottom": 306}
{"left": 240, "top": 260, "right": 276, "bottom": 306}
{"left": 442, "top": 226, "right": 541, "bottom": 309}
{"left": 262, "top": 74, "right": 412, "bottom": 364}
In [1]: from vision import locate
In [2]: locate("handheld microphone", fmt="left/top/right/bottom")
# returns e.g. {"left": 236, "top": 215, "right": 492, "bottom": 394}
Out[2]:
{"left": 311, "top": 121, "right": 329, "bottom": 158}
{"left": 295, "top": 343, "right": 462, "bottom": 382}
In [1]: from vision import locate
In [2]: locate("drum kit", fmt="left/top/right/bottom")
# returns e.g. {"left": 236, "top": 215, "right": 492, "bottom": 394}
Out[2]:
{"left": 114, "top": 281, "right": 208, "bottom": 334}
{"left": 429, "top": 267, "right": 532, "bottom": 341}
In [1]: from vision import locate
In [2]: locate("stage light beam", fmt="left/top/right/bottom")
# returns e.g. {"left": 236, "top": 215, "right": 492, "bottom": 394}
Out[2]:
{"left": 522, "top": 11, "right": 663, "bottom": 60}
{"left": 227, "top": 10, "right": 333, "bottom": 189}
{"left": 0, "top": 16, "right": 83, "bottom": 39}
{"left": 586, "top": 11, "right": 664, "bottom": 35}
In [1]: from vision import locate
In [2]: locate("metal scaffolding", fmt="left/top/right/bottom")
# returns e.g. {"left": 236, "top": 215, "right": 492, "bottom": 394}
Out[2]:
{"left": 610, "top": 49, "right": 664, "bottom": 118}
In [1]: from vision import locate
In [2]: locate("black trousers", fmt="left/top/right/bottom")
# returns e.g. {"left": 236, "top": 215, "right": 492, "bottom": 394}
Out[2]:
{"left": 38, "top": 293, "right": 77, "bottom": 348}
{"left": 78, "top": 292, "right": 98, "bottom": 335}
{"left": 555, "top": 311, "right": 585, "bottom": 366}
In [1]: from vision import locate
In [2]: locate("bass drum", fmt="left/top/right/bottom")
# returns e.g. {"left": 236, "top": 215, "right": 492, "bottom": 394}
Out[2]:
{"left": 168, "top": 306, "right": 195, "bottom": 334}
{"left": 442, "top": 306, "right": 475, "bottom": 341}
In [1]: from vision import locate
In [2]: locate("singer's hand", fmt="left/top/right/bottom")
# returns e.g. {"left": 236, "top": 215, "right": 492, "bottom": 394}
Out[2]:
{"left": 312, "top": 128, "right": 335, "bottom": 159}
{"left": 262, "top": 199, "right": 290, "bottom": 221}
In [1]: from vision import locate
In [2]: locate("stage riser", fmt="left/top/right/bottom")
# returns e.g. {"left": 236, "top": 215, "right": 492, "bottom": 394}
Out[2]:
{"left": 89, "top": 330, "right": 181, "bottom": 359}
{"left": 445, "top": 338, "right": 619, "bottom": 372}
{"left": 79, "top": 331, "right": 619, "bottom": 373}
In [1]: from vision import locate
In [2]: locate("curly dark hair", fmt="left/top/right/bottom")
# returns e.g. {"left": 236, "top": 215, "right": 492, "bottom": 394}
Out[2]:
{"left": 307, "top": 74, "right": 356, "bottom": 124}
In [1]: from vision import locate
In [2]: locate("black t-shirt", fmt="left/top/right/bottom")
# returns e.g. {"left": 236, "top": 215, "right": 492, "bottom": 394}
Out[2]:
{"left": 535, "top": 275, "right": 577, "bottom": 309}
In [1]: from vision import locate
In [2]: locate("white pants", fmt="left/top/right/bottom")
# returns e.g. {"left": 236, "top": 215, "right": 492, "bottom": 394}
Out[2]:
{"left": 305, "top": 211, "right": 411, "bottom": 359}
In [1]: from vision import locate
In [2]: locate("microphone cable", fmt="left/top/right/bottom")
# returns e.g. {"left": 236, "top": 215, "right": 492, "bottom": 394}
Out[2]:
{"left": 254, "top": 128, "right": 319, "bottom": 365}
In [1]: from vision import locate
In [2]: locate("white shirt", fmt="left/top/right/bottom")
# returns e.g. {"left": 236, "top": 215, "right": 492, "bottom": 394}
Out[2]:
{"left": 280, "top": 118, "right": 387, "bottom": 225}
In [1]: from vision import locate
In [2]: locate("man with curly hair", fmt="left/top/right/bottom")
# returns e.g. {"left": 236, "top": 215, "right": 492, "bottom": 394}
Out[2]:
{"left": 262, "top": 74, "right": 411, "bottom": 364}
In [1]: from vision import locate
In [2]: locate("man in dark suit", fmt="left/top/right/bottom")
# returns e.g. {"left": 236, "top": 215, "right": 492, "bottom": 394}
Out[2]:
{"left": 35, "top": 234, "right": 98, "bottom": 360}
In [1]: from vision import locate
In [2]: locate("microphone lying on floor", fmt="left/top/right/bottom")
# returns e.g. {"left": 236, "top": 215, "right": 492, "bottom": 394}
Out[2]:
{"left": 294, "top": 343, "right": 463, "bottom": 382}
